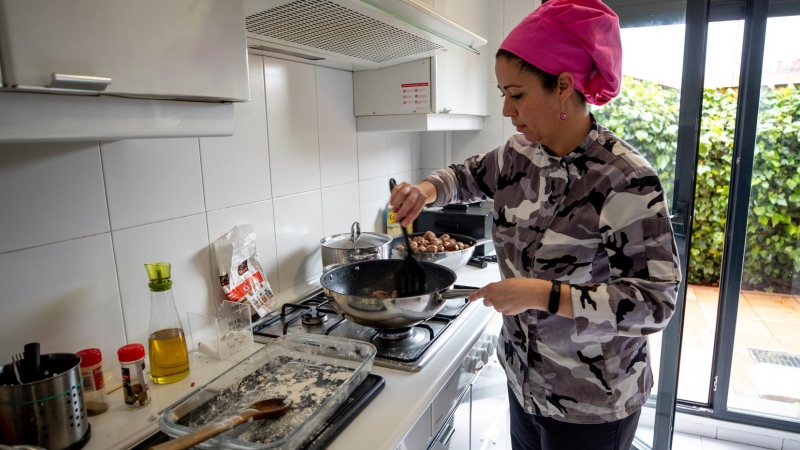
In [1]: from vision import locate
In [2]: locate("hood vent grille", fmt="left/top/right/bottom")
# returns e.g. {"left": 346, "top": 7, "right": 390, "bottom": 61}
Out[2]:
{"left": 246, "top": 0, "right": 444, "bottom": 63}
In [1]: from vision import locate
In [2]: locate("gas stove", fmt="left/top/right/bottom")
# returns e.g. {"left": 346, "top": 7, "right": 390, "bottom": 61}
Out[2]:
{"left": 251, "top": 285, "right": 479, "bottom": 372}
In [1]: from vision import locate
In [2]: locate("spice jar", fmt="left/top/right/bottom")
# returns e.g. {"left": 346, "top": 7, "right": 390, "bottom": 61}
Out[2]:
{"left": 76, "top": 348, "right": 109, "bottom": 416}
{"left": 117, "top": 343, "right": 151, "bottom": 410}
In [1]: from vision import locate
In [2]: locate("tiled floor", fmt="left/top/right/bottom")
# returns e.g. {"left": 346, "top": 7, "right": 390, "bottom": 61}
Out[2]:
{"left": 678, "top": 434, "right": 772, "bottom": 450}
{"left": 649, "top": 285, "right": 800, "bottom": 416}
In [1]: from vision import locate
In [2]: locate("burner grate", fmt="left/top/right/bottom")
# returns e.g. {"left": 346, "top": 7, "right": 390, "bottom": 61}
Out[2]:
{"left": 251, "top": 288, "right": 472, "bottom": 368}
{"left": 749, "top": 349, "right": 800, "bottom": 368}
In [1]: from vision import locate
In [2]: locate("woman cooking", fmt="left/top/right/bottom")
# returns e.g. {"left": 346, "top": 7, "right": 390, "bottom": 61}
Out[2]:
{"left": 389, "top": 0, "right": 681, "bottom": 449}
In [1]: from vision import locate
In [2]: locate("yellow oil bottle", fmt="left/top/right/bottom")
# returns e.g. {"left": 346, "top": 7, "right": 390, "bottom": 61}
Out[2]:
{"left": 148, "top": 328, "right": 189, "bottom": 384}
{"left": 144, "top": 262, "right": 190, "bottom": 384}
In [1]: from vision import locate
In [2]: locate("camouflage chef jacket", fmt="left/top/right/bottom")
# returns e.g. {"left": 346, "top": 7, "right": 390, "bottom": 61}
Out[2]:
{"left": 425, "top": 118, "right": 681, "bottom": 424}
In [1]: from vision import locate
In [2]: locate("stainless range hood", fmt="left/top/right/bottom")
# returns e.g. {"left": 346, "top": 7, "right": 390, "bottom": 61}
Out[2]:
{"left": 244, "top": 0, "right": 487, "bottom": 71}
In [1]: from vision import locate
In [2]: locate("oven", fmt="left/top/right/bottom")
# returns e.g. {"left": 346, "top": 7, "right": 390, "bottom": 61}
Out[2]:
{"left": 250, "top": 284, "right": 503, "bottom": 450}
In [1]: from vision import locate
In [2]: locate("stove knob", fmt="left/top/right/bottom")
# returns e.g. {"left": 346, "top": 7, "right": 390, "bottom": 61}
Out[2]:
{"left": 481, "top": 333, "right": 499, "bottom": 348}
{"left": 481, "top": 340, "right": 495, "bottom": 357}
{"left": 462, "top": 356, "right": 475, "bottom": 371}
{"left": 470, "top": 348, "right": 489, "bottom": 364}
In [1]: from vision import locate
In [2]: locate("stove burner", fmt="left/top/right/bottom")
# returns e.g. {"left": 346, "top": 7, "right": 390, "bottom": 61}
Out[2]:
{"left": 301, "top": 306, "right": 328, "bottom": 326}
{"left": 376, "top": 328, "right": 413, "bottom": 341}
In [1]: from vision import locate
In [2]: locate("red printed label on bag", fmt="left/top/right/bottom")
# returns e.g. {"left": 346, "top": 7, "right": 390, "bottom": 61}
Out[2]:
{"left": 225, "top": 272, "right": 264, "bottom": 301}
{"left": 214, "top": 225, "right": 275, "bottom": 318}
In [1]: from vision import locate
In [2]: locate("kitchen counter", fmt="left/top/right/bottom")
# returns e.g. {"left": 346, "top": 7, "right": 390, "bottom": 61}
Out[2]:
{"left": 84, "top": 264, "right": 502, "bottom": 450}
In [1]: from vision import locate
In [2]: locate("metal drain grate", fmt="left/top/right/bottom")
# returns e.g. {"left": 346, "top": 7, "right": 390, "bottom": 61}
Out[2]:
{"left": 749, "top": 349, "right": 800, "bottom": 368}
{"left": 246, "top": 0, "right": 444, "bottom": 63}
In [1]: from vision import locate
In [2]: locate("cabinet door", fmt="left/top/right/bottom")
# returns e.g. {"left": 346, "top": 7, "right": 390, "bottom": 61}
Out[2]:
{"left": 0, "top": 0, "right": 249, "bottom": 101}
{"left": 429, "top": 387, "right": 471, "bottom": 450}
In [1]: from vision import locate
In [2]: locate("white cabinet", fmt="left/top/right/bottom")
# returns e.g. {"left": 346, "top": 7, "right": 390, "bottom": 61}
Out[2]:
{"left": 353, "top": 0, "right": 489, "bottom": 132}
{"left": 353, "top": 56, "right": 487, "bottom": 132}
{"left": 0, "top": 0, "right": 248, "bottom": 102}
{"left": 0, "top": 0, "right": 248, "bottom": 142}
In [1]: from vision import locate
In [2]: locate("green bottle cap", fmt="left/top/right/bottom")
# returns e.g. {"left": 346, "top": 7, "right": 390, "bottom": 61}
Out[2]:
{"left": 144, "top": 262, "right": 173, "bottom": 292}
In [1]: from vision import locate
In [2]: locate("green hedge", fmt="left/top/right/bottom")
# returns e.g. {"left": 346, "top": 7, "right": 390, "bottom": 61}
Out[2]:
{"left": 593, "top": 77, "right": 800, "bottom": 292}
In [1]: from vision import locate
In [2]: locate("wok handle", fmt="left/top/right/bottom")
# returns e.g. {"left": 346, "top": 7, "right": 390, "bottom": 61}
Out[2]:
{"left": 440, "top": 289, "right": 478, "bottom": 300}
{"left": 473, "top": 238, "right": 492, "bottom": 247}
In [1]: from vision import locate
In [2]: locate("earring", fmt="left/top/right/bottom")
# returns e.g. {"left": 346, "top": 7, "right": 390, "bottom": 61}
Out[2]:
{"left": 559, "top": 103, "right": 566, "bottom": 120}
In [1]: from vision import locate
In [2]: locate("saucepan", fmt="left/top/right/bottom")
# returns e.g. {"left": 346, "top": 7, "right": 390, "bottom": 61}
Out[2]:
{"left": 391, "top": 232, "right": 492, "bottom": 272}
{"left": 320, "top": 259, "right": 477, "bottom": 329}
{"left": 320, "top": 222, "right": 392, "bottom": 271}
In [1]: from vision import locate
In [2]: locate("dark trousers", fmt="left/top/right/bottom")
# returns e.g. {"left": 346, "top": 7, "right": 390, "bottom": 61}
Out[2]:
{"left": 508, "top": 385, "right": 641, "bottom": 450}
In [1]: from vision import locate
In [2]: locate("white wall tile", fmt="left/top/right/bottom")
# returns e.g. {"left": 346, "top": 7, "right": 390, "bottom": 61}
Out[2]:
{"left": 101, "top": 138, "right": 205, "bottom": 230}
{"left": 321, "top": 183, "right": 361, "bottom": 237}
{"left": 317, "top": 66, "right": 359, "bottom": 188}
{"left": 0, "top": 142, "right": 108, "bottom": 254}
{"left": 112, "top": 214, "right": 214, "bottom": 349}
{"left": 206, "top": 200, "right": 280, "bottom": 297}
{"left": 0, "top": 234, "right": 125, "bottom": 374}
{"left": 421, "top": 131, "right": 447, "bottom": 169}
{"left": 412, "top": 132, "right": 422, "bottom": 170}
{"left": 413, "top": 170, "right": 423, "bottom": 185}
{"left": 453, "top": 84, "right": 508, "bottom": 164}
{"left": 264, "top": 57, "right": 321, "bottom": 198}
{"left": 200, "top": 54, "right": 272, "bottom": 210}
{"left": 715, "top": 427, "right": 784, "bottom": 450}
{"left": 387, "top": 132, "right": 414, "bottom": 174}
{"left": 357, "top": 132, "right": 388, "bottom": 180}
{"left": 389, "top": 171, "right": 415, "bottom": 185}
{"left": 273, "top": 191, "right": 324, "bottom": 289}
{"left": 359, "top": 176, "right": 390, "bottom": 233}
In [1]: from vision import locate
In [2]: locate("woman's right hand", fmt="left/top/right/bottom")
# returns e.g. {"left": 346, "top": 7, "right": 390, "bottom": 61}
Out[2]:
{"left": 390, "top": 181, "right": 436, "bottom": 227}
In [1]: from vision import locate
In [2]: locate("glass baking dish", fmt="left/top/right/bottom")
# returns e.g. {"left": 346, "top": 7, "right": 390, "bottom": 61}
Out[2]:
{"left": 158, "top": 334, "right": 376, "bottom": 450}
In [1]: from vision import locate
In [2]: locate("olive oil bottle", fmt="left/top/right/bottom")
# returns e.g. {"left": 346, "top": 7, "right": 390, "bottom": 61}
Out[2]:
{"left": 145, "top": 262, "right": 189, "bottom": 384}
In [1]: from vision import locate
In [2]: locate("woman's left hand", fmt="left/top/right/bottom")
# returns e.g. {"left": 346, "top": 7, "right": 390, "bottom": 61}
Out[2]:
{"left": 467, "top": 278, "right": 549, "bottom": 315}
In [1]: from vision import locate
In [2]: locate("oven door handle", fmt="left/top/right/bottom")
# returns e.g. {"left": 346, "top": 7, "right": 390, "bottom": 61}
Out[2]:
{"left": 439, "top": 424, "right": 456, "bottom": 447}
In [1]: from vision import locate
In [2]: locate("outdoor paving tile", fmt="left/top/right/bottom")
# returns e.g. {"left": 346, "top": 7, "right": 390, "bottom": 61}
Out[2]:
{"left": 677, "top": 351, "right": 714, "bottom": 402}
{"left": 698, "top": 301, "right": 720, "bottom": 332}
{"left": 694, "top": 285, "right": 723, "bottom": 302}
{"left": 730, "top": 351, "right": 760, "bottom": 398}
{"left": 734, "top": 296, "right": 760, "bottom": 321}
{"left": 778, "top": 338, "right": 800, "bottom": 355}
{"left": 762, "top": 321, "right": 800, "bottom": 340}
{"left": 657, "top": 285, "right": 800, "bottom": 406}
{"left": 732, "top": 319, "right": 784, "bottom": 352}
{"left": 745, "top": 293, "right": 800, "bottom": 310}
{"left": 750, "top": 305, "right": 800, "bottom": 324}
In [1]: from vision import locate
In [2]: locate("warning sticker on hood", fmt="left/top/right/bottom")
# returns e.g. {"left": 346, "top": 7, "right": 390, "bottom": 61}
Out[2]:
{"left": 402, "top": 82, "right": 429, "bottom": 113}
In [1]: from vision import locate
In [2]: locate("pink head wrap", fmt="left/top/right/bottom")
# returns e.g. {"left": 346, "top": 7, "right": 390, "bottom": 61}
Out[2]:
{"left": 499, "top": 0, "right": 622, "bottom": 106}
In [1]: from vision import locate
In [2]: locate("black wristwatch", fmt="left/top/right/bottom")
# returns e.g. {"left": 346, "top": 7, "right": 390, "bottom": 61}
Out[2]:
{"left": 548, "top": 280, "right": 562, "bottom": 315}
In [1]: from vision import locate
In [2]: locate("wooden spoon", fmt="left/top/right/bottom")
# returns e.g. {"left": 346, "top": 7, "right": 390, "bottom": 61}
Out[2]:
{"left": 149, "top": 397, "right": 293, "bottom": 450}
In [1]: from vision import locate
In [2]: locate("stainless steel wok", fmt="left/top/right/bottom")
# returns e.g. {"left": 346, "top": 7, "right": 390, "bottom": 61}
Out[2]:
{"left": 320, "top": 259, "right": 477, "bottom": 329}
{"left": 391, "top": 232, "right": 492, "bottom": 272}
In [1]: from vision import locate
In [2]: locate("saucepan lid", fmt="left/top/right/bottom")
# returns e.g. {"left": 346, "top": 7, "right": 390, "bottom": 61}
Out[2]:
{"left": 320, "top": 222, "right": 392, "bottom": 250}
